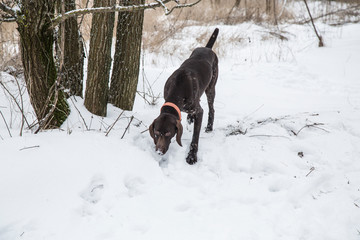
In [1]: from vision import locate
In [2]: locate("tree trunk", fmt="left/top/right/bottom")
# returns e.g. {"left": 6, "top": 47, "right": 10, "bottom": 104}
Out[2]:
{"left": 109, "top": 0, "right": 144, "bottom": 111}
{"left": 59, "top": 0, "right": 84, "bottom": 97}
{"left": 17, "top": 0, "right": 70, "bottom": 129}
{"left": 266, "top": 0, "right": 271, "bottom": 14}
{"left": 84, "top": 0, "right": 115, "bottom": 116}
{"left": 273, "top": 0, "right": 278, "bottom": 25}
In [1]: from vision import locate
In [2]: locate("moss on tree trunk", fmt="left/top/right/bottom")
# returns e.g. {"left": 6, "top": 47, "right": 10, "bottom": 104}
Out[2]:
{"left": 57, "top": 0, "right": 84, "bottom": 97}
{"left": 17, "top": 1, "right": 70, "bottom": 129}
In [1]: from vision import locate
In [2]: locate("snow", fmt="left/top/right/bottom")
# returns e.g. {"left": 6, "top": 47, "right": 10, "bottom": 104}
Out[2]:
{"left": 1, "top": 22, "right": 360, "bottom": 240}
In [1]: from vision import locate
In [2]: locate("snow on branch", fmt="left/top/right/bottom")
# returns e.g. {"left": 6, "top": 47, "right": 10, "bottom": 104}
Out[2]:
{"left": 157, "top": 0, "right": 201, "bottom": 15}
{"left": 51, "top": 0, "right": 201, "bottom": 27}
{"left": 0, "top": 13, "right": 16, "bottom": 22}
{"left": 0, "top": 3, "right": 16, "bottom": 17}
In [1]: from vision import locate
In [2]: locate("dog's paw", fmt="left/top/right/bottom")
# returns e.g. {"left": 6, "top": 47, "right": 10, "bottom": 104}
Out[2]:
{"left": 187, "top": 114, "right": 195, "bottom": 125}
{"left": 186, "top": 154, "right": 197, "bottom": 165}
{"left": 205, "top": 125, "right": 213, "bottom": 132}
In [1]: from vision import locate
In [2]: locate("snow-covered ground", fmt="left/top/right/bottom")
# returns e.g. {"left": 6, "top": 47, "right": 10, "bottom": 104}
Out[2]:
{"left": 1, "top": 22, "right": 360, "bottom": 240}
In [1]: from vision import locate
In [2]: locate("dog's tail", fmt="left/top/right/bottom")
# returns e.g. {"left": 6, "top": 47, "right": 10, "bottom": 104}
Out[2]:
{"left": 205, "top": 28, "right": 219, "bottom": 49}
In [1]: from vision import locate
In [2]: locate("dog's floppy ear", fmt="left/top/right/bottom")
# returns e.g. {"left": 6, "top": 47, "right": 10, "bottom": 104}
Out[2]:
{"left": 149, "top": 121, "right": 156, "bottom": 143}
{"left": 176, "top": 120, "right": 183, "bottom": 147}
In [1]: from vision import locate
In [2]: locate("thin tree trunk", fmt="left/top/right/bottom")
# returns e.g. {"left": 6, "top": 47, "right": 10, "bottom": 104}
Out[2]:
{"left": 59, "top": 0, "right": 84, "bottom": 97}
{"left": 84, "top": 0, "right": 115, "bottom": 116}
{"left": 109, "top": 0, "right": 144, "bottom": 111}
{"left": 303, "top": 0, "right": 324, "bottom": 47}
{"left": 17, "top": 0, "right": 70, "bottom": 129}
{"left": 226, "top": 0, "right": 241, "bottom": 24}
{"left": 266, "top": 0, "right": 271, "bottom": 14}
{"left": 273, "top": 0, "right": 278, "bottom": 25}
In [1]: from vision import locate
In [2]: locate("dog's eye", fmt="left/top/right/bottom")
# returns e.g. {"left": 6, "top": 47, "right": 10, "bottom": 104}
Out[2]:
{"left": 154, "top": 130, "right": 161, "bottom": 138}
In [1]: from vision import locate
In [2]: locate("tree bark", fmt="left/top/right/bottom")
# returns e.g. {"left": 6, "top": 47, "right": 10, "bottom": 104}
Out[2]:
{"left": 266, "top": 0, "right": 271, "bottom": 14}
{"left": 17, "top": 0, "right": 70, "bottom": 129}
{"left": 273, "top": 0, "right": 278, "bottom": 25}
{"left": 109, "top": 0, "right": 144, "bottom": 111}
{"left": 84, "top": 0, "right": 115, "bottom": 116}
{"left": 58, "top": 0, "right": 84, "bottom": 97}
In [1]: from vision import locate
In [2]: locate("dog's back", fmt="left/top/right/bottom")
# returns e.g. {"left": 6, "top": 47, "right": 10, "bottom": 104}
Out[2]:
{"left": 164, "top": 28, "right": 219, "bottom": 108}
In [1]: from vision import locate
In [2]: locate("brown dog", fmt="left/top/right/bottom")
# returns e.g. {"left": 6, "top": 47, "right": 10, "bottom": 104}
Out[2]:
{"left": 149, "top": 28, "right": 219, "bottom": 165}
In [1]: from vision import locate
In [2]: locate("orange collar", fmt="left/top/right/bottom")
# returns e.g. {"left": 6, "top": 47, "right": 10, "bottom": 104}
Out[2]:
{"left": 161, "top": 102, "right": 181, "bottom": 121}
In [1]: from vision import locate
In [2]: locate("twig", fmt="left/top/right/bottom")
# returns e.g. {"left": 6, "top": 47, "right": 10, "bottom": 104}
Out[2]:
{"left": 0, "top": 110, "right": 12, "bottom": 137}
{"left": 105, "top": 110, "right": 125, "bottom": 137}
{"left": 303, "top": 0, "right": 324, "bottom": 47}
{"left": 166, "top": 0, "right": 201, "bottom": 15}
{"left": 295, "top": 123, "right": 328, "bottom": 136}
{"left": 0, "top": 80, "right": 31, "bottom": 129}
{"left": 14, "top": 77, "right": 25, "bottom": 136}
{"left": 249, "top": 134, "right": 290, "bottom": 140}
{"left": 244, "top": 104, "right": 264, "bottom": 120}
{"left": 306, "top": 167, "right": 315, "bottom": 177}
{"left": 121, "top": 116, "right": 134, "bottom": 139}
{"left": 294, "top": 4, "right": 360, "bottom": 25}
{"left": 141, "top": 128, "right": 149, "bottom": 134}
{"left": 19, "top": 145, "right": 40, "bottom": 151}
{"left": 69, "top": 96, "right": 89, "bottom": 130}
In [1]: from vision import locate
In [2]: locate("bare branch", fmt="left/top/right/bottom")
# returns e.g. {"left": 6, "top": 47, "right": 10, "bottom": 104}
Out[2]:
{"left": 105, "top": 110, "right": 124, "bottom": 137}
{"left": 303, "top": 0, "right": 324, "bottom": 47}
{"left": 166, "top": 0, "right": 201, "bottom": 15}
{"left": 0, "top": 110, "right": 12, "bottom": 137}
{"left": 0, "top": 79, "right": 31, "bottom": 129}
{"left": 51, "top": 0, "right": 201, "bottom": 27}
{"left": 0, "top": 3, "right": 16, "bottom": 17}
{"left": 156, "top": 0, "right": 169, "bottom": 13}
{"left": 121, "top": 116, "right": 134, "bottom": 139}
{"left": 69, "top": 96, "right": 89, "bottom": 131}
{"left": 0, "top": 15, "right": 16, "bottom": 22}
{"left": 19, "top": 145, "right": 40, "bottom": 151}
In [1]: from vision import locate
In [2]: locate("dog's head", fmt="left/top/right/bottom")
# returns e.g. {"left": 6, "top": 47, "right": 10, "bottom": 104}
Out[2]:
{"left": 149, "top": 114, "right": 183, "bottom": 155}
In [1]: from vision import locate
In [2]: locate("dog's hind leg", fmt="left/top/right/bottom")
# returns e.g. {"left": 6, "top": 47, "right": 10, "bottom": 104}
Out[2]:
{"left": 205, "top": 88, "right": 215, "bottom": 132}
{"left": 205, "top": 62, "right": 218, "bottom": 132}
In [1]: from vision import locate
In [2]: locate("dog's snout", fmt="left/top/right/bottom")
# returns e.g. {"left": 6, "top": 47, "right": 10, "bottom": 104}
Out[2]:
{"left": 156, "top": 145, "right": 167, "bottom": 155}
{"left": 156, "top": 149, "right": 164, "bottom": 155}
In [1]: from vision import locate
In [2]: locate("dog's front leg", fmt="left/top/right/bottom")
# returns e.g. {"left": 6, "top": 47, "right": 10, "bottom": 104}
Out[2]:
{"left": 186, "top": 107, "right": 203, "bottom": 165}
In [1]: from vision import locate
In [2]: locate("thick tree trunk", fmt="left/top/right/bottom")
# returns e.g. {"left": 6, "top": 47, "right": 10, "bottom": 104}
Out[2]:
{"left": 109, "top": 0, "right": 144, "bottom": 111}
{"left": 84, "top": 0, "right": 115, "bottom": 116}
{"left": 17, "top": 0, "right": 70, "bottom": 129}
{"left": 59, "top": 0, "right": 84, "bottom": 97}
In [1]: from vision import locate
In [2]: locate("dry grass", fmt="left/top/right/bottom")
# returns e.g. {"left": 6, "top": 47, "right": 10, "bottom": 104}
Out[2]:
{"left": 0, "top": 22, "right": 20, "bottom": 71}
{"left": 0, "top": 0, "right": 359, "bottom": 70}
{"left": 142, "top": 0, "right": 295, "bottom": 52}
